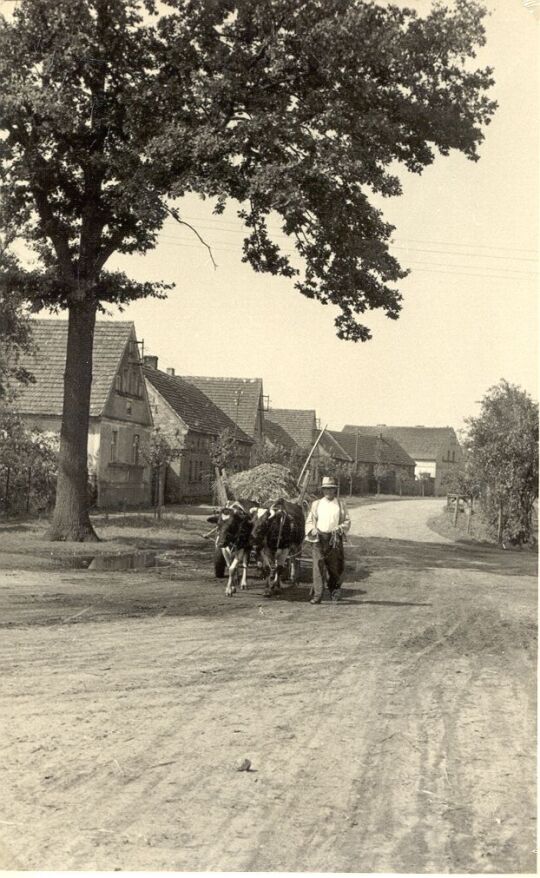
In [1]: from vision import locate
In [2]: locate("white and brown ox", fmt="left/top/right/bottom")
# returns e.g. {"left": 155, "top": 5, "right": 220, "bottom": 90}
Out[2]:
{"left": 251, "top": 498, "right": 305, "bottom": 596}
{"left": 207, "top": 500, "right": 257, "bottom": 597}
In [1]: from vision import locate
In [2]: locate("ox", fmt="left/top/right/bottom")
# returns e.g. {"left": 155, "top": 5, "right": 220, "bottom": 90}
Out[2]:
{"left": 251, "top": 498, "right": 305, "bottom": 596}
{"left": 207, "top": 500, "right": 257, "bottom": 597}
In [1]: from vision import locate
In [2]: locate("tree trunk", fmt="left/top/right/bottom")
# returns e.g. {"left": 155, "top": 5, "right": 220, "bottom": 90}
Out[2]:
{"left": 47, "top": 299, "right": 99, "bottom": 541}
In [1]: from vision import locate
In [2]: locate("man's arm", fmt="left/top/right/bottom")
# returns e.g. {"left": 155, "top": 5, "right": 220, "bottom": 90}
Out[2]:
{"left": 305, "top": 500, "right": 318, "bottom": 537}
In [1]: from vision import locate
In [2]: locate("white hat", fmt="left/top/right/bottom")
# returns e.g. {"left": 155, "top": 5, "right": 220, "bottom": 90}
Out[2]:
{"left": 321, "top": 476, "right": 338, "bottom": 489}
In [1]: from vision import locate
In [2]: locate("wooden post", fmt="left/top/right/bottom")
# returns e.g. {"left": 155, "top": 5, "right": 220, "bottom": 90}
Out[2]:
{"left": 466, "top": 501, "right": 472, "bottom": 534}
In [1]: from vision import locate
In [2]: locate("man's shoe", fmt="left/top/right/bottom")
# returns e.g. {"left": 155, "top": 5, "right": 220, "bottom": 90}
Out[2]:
{"left": 331, "top": 588, "right": 342, "bottom": 602}
{"left": 310, "top": 598, "right": 322, "bottom": 605}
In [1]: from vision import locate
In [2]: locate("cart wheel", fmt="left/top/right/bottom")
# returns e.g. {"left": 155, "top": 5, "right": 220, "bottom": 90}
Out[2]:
{"left": 214, "top": 548, "right": 227, "bottom": 579}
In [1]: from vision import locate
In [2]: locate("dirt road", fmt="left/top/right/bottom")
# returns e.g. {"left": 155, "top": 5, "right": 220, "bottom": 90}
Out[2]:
{"left": 0, "top": 500, "right": 536, "bottom": 872}
{"left": 350, "top": 496, "right": 452, "bottom": 543}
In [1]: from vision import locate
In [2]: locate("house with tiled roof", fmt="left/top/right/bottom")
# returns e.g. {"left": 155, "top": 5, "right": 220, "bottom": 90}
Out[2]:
{"left": 266, "top": 408, "right": 318, "bottom": 450}
{"left": 329, "top": 430, "right": 416, "bottom": 494}
{"left": 264, "top": 408, "right": 320, "bottom": 484}
{"left": 143, "top": 360, "right": 253, "bottom": 502}
{"left": 181, "top": 375, "right": 266, "bottom": 448}
{"left": 15, "top": 320, "right": 153, "bottom": 508}
{"left": 342, "top": 425, "right": 462, "bottom": 494}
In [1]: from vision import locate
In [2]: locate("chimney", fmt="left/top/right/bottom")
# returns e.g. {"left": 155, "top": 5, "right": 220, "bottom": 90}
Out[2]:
{"left": 143, "top": 355, "right": 158, "bottom": 370}
{"left": 166, "top": 367, "right": 175, "bottom": 376}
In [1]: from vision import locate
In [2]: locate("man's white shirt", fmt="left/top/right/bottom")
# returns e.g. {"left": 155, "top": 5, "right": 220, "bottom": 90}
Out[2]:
{"left": 314, "top": 496, "right": 342, "bottom": 533}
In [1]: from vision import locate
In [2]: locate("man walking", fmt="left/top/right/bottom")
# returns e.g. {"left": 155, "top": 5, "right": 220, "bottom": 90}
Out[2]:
{"left": 305, "top": 476, "right": 351, "bottom": 604}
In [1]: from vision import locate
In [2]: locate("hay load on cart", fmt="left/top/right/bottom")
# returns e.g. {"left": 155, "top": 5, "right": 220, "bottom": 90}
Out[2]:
{"left": 226, "top": 463, "right": 300, "bottom": 505}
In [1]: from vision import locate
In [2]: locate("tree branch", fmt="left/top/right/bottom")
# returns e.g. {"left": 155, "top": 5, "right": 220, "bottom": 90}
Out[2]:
{"left": 166, "top": 205, "right": 217, "bottom": 270}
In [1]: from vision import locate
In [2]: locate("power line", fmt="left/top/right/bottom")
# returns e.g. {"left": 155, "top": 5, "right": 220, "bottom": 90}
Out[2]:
{"left": 157, "top": 233, "right": 538, "bottom": 275}
{"left": 154, "top": 237, "right": 537, "bottom": 282}
{"left": 163, "top": 215, "right": 538, "bottom": 256}
{"left": 159, "top": 229, "right": 538, "bottom": 267}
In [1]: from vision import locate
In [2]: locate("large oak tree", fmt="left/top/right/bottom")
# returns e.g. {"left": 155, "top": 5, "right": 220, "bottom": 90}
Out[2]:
{"left": 0, "top": 0, "right": 496, "bottom": 540}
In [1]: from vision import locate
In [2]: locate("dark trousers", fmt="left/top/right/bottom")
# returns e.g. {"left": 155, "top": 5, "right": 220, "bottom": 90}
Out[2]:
{"left": 311, "top": 532, "right": 344, "bottom": 600}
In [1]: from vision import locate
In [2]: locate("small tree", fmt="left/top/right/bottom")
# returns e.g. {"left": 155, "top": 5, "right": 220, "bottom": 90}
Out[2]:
{"left": 465, "top": 381, "right": 538, "bottom": 545}
{"left": 141, "top": 426, "right": 183, "bottom": 519}
{"left": 0, "top": 408, "right": 58, "bottom": 514}
{"left": 373, "top": 463, "right": 391, "bottom": 496}
{"left": 209, "top": 428, "right": 243, "bottom": 474}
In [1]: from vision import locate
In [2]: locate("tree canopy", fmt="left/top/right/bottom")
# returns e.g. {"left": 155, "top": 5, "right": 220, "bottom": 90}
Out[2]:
{"left": 1, "top": 0, "right": 496, "bottom": 339}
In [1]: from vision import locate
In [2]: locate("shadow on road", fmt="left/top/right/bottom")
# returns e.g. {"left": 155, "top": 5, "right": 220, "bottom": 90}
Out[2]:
{"left": 349, "top": 535, "right": 537, "bottom": 578}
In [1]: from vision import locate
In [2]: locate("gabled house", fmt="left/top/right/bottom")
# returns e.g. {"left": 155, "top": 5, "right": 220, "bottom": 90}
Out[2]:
{"left": 181, "top": 375, "right": 266, "bottom": 448}
{"left": 342, "top": 425, "right": 462, "bottom": 495}
{"left": 265, "top": 408, "right": 320, "bottom": 483}
{"left": 143, "top": 361, "right": 253, "bottom": 502}
{"left": 266, "top": 408, "right": 318, "bottom": 449}
{"left": 15, "top": 319, "right": 153, "bottom": 508}
{"left": 329, "top": 430, "right": 416, "bottom": 494}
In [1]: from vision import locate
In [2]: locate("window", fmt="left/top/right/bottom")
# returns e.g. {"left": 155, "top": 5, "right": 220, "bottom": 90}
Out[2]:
{"left": 110, "top": 429, "right": 118, "bottom": 463}
{"left": 132, "top": 433, "right": 140, "bottom": 465}
{"left": 115, "top": 373, "right": 122, "bottom": 392}
{"left": 189, "top": 460, "right": 193, "bottom": 483}
{"left": 451, "top": 450, "right": 455, "bottom": 462}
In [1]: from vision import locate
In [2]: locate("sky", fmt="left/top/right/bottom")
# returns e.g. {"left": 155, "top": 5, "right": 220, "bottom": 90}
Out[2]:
{"left": 38, "top": 0, "right": 540, "bottom": 433}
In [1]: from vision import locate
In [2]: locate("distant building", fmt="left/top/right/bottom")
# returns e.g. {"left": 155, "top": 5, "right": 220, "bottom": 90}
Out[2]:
{"left": 143, "top": 361, "right": 253, "bottom": 503}
{"left": 342, "top": 425, "right": 462, "bottom": 495}
{"left": 15, "top": 320, "right": 153, "bottom": 508}
{"left": 181, "top": 375, "right": 266, "bottom": 449}
{"left": 329, "top": 430, "right": 416, "bottom": 494}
